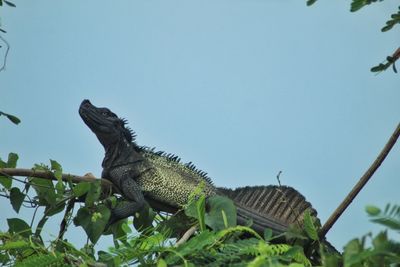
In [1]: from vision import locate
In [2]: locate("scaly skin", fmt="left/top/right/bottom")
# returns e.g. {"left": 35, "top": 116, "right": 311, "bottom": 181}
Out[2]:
{"left": 79, "top": 99, "right": 216, "bottom": 224}
{"left": 78, "top": 99, "right": 329, "bottom": 243}
{"left": 138, "top": 149, "right": 216, "bottom": 207}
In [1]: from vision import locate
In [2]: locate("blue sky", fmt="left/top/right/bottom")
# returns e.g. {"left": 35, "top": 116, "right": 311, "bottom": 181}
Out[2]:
{"left": 1, "top": 0, "right": 399, "bottom": 252}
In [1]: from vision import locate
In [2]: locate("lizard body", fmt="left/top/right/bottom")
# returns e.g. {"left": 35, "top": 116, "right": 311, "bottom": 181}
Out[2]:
{"left": 79, "top": 99, "right": 317, "bottom": 235}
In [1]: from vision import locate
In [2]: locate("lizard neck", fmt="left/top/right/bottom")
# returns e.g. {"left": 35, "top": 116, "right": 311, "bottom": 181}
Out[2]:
{"left": 101, "top": 135, "right": 143, "bottom": 171}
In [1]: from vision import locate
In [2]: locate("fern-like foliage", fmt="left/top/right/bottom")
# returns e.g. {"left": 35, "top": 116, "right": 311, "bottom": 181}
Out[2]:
{"left": 15, "top": 253, "right": 66, "bottom": 267}
{"left": 366, "top": 204, "right": 400, "bottom": 232}
{"left": 338, "top": 204, "right": 400, "bottom": 267}
{"left": 2, "top": 152, "right": 400, "bottom": 266}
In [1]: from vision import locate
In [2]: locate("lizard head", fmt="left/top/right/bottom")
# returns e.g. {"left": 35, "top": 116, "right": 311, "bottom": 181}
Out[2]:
{"left": 79, "top": 99, "right": 134, "bottom": 148}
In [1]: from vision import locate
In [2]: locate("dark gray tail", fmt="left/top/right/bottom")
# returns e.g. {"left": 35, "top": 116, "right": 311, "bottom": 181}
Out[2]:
{"left": 217, "top": 185, "right": 319, "bottom": 235}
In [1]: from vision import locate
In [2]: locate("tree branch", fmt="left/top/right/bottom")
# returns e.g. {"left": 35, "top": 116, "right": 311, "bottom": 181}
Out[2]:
{"left": 0, "top": 168, "right": 116, "bottom": 192}
{"left": 175, "top": 225, "right": 197, "bottom": 246}
{"left": 319, "top": 122, "right": 400, "bottom": 238}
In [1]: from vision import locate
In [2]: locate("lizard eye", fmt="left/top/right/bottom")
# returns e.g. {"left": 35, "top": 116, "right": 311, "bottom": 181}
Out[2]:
{"left": 101, "top": 109, "right": 110, "bottom": 116}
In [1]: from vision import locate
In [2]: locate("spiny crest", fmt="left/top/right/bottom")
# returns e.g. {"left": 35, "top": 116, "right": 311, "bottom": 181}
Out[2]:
{"left": 140, "top": 146, "right": 213, "bottom": 185}
{"left": 140, "top": 147, "right": 182, "bottom": 163}
{"left": 121, "top": 118, "right": 128, "bottom": 125}
{"left": 120, "top": 117, "right": 136, "bottom": 143}
{"left": 184, "top": 161, "right": 209, "bottom": 179}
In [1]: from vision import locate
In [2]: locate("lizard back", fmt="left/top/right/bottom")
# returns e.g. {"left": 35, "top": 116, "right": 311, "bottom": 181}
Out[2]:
{"left": 137, "top": 148, "right": 216, "bottom": 208}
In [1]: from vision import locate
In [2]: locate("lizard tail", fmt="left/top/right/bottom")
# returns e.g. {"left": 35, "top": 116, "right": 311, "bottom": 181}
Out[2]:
{"left": 218, "top": 185, "right": 340, "bottom": 260}
{"left": 217, "top": 185, "right": 319, "bottom": 235}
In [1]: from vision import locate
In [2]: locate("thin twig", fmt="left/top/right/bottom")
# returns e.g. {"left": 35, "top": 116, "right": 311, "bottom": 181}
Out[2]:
{"left": 275, "top": 170, "right": 303, "bottom": 229}
{"left": 0, "top": 193, "right": 37, "bottom": 205}
{"left": 175, "top": 226, "right": 197, "bottom": 246}
{"left": 22, "top": 192, "right": 38, "bottom": 208}
{"left": 319, "top": 123, "right": 400, "bottom": 238}
{"left": 0, "top": 170, "right": 52, "bottom": 189}
{"left": 30, "top": 206, "right": 40, "bottom": 228}
{"left": 0, "top": 34, "right": 10, "bottom": 72}
{"left": 276, "top": 171, "right": 283, "bottom": 186}
{"left": 57, "top": 198, "right": 75, "bottom": 241}
{"left": 0, "top": 171, "right": 31, "bottom": 185}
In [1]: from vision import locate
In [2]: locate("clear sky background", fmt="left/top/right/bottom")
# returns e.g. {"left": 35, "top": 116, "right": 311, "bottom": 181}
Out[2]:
{"left": 1, "top": 0, "right": 399, "bottom": 252}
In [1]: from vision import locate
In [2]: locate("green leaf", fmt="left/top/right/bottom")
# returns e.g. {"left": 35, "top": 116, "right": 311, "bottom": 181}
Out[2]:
{"left": 55, "top": 181, "right": 65, "bottom": 196}
{"left": 29, "top": 177, "right": 56, "bottom": 206}
{"left": 0, "top": 157, "right": 6, "bottom": 167}
{"left": 0, "top": 251, "right": 10, "bottom": 265}
{"left": 0, "top": 240, "right": 29, "bottom": 250}
{"left": 216, "top": 225, "right": 263, "bottom": 240}
{"left": 0, "top": 153, "right": 19, "bottom": 189}
{"left": 371, "top": 64, "right": 385, "bottom": 72}
{"left": 0, "top": 174, "right": 12, "bottom": 189}
{"left": 285, "top": 224, "right": 308, "bottom": 241}
{"left": 303, "top": 209, "right": 318, "bottom": 241}
{"left": 50, "top": 159, "right": 62, "bottom": 181}
{"left": 98, "top": 250, "right": 119, "bottom": 267}
{"left": 343, "top": 238, "right": 363, "bottom": 264}
{"left": 0, "top": 111, "right": 21, "bottom": 125}
{"left": 306, "top": 0, "right": 317, "bottom": 6}
{"left": 350, "top": 0, "right": 369, "bottom": 12}
{"left": 172, "top": 230, "right": 215, "bottom": 259}
{"left": 366, "top": 205, "right": 381, "bottom": 216}
{"left": 264, "top": 228, "right": 273, "bottom": 241}
{"left": 106, "top": 220, "right": 128, "bottom": 244}
{"left": 73, "top": 182, "right": 90, "bottom": 197}
{"left": 370, "top": 217, "right": 400, "bottom": 231}
{"left": 381, "top": 24, "right": 394, "bottom": 32}
{"left": 7, "top": 153, "right": 18, "bottom": 168}
{"left": 284, "top": 246, "right": 311, "bottom": 266}
{"left": 137, "top": 232, "right": 165, "bottom": 251}
{"left": 321, "top": 252, "right": 341, "bottom": 267}
{"left": 184, "top": 194, "right": 205, "bottom": 228}
{"left": 196, "top": 195, "right": 206, "bottom": 231}
{"left": 205, "top": 195, "right": 237, "bottom": 231}
{"left": 85, "top": 180, "right": 101, "bottom": 207}
{"left": 74, "top": 205, "right": 111, "bottom": 244}
{"left": 157, "top": 211, "right": 194, "bottom": 238}
{"left": 10, "top": 187, "right": 25, "bottom": 213}
{"left": 372, "top": 231, "right": 389, "bottom": 250}
{"left": 44, "top": 200, "right": 66, "bottom": 216}
{"left": 157, "top": 258, "right": 167, "bottom": 267}
{"left": 15, "top": 254, "right": 64, "bottom": 266}
{"left": 3, "top": 0, "right": 15, "bottom": 7}
{"left": 7, "top": 218, "right": 32, "bottom": 238}
{"left": 121, "top": 222, "right": 132, "bottom": 234}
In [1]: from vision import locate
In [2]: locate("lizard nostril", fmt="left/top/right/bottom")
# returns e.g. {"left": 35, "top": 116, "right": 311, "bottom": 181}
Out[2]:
{"left": 81, "top": 99, "right": 92, "bottom": 106}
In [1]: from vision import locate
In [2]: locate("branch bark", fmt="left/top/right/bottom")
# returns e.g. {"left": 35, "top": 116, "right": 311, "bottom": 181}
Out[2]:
{"left": 0, "top": 167, "right": 178, "bottom": 213}
{"left": 175, "top": 226, "right": 197, "bottom": 246}
{"left": 319, "top": 122, "right": 400, "bottom": 238}
{"left": 0, "top": 168, "right": 116, "bottom": 192}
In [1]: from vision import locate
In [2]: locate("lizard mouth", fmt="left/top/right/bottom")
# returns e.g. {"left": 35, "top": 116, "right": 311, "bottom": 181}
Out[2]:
{"left": 79, "top": 99, "right": 118, "bottom": 136}
{"left": 79, "top": 99, "right": 92, "bottom": 115}
{"left": 79, "top": 99, "right": 102, "bottom": 130}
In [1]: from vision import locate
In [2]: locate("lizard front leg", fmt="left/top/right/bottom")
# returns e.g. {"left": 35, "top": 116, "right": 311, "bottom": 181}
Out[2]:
{"left": 107, "top": 168, "right": 148, "bottom": 225}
